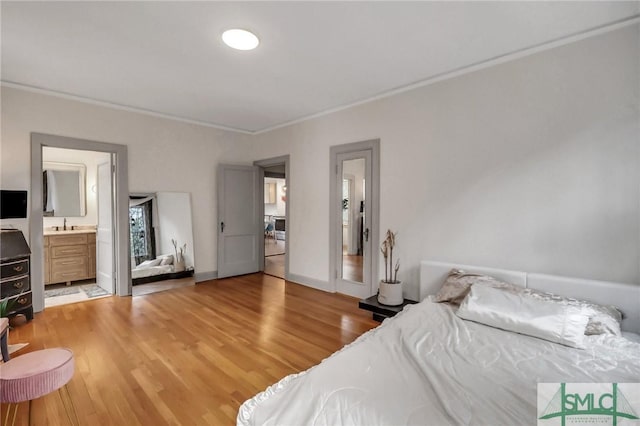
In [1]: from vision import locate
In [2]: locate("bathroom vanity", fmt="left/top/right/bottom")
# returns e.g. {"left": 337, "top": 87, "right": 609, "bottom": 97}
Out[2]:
{"left": 44, "top": 229, "right": 96, "bottom": 285}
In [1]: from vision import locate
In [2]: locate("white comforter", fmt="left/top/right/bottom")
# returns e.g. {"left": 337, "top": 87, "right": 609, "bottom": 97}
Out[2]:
{"left": 238, "top": 298, "right": 640, "bottom": 426}
{"left": 131, "top": 264, "right": 173, "bottom": 279}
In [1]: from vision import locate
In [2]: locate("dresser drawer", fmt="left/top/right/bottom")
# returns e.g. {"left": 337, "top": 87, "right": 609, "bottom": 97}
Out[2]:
{"left": 2, "top": 291, "right": 32, "bottom": 316}
{"left": 51, "top": 244, "right": 87, "bottom": 258}
{"left": 49, "top": 234, "right": 88, "bottom": 247}
{"left": 1, "top": 259, "right": 29, "bottom": 280}
{"left": 51, "top": 257, "right": 87, "bottom": 283}
{"left": 0, "top": 275, "right": 30, "bottom": 298}
{"left": 87, "top": 233, "right": 96, "bottom": 244}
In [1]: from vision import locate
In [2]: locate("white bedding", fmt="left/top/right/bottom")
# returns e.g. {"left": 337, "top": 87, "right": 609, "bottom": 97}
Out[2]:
{"left": 238, "top": 298, "right": 640, "bottom": 426}
{"left": 131, "top": 264, "right": 173, "bottom": 279}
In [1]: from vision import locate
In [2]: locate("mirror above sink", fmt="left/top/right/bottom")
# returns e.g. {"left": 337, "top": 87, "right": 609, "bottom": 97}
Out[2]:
{"left": 43, "top": 161, "right": 87, "bottom": 217}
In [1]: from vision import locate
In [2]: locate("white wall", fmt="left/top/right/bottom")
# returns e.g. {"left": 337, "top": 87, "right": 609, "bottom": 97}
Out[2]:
{"left": 42, "top": 146, "right": 111, "bottom": 228}
{"left": 1, "top": 86, "right": 253, "bottom": 277}
{"left": 248, "top": 25, "right": 640, "bottom": 298}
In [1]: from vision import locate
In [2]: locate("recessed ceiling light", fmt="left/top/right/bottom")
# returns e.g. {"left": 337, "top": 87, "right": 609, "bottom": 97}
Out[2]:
{"left": 222, "top": 29, "right": 259, "bottom": 51}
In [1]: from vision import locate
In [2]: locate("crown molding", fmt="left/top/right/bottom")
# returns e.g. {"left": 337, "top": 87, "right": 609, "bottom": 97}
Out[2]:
{"left": 254, "top": 15, "right": 640, "bottom": 135}
{"left": 2, "top": 14, "right": 637, "bottom": 136}
{"left": 0, "top": 81, "right": 254, "bottom": 135}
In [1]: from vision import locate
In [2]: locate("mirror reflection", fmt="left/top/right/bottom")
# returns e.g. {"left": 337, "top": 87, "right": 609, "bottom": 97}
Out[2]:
{"left": 341, "top": 158, "right": 365, "bottom": 282}
{"left": 129, "top": 192, "right": 195, "bottom": 288}
{"left": 43, "top": 161, "right": 87, "bottom": 217}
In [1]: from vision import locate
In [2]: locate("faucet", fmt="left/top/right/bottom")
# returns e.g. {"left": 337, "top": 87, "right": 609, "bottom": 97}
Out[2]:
{"left": 63, "top": 218, "right": 67, "bottom": 231}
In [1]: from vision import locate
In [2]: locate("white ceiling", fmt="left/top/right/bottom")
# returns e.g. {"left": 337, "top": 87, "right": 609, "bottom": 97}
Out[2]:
{"left": 2, "top": 2, "right": 638, "bottom": 134}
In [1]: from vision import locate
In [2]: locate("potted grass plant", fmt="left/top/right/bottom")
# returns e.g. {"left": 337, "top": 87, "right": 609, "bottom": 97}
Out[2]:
{"left": 378, "top": 230, "right": 403, "bottom": 306}
{"left": 1, "top": 294, "right": 26, "bottom": 327}
{"left": 172, "top": 239, "right": 187, "bottom": 272}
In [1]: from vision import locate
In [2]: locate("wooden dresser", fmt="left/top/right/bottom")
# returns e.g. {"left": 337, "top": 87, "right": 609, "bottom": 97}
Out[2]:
{"left": 0, "top": 229, "right": 33, "bottom": 321}
{"left": 44, "top": 231, "right": 96, "bottom": 285}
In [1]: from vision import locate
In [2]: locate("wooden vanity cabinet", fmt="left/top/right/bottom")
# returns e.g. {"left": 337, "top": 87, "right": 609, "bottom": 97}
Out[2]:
{"left": 44, "top": 232, "right": 96, "bottom": 285}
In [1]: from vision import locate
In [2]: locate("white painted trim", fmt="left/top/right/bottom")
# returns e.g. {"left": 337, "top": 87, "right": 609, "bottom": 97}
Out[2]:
{"left": 195, "top": 270, "right": 218, "bottom": 282}
{"left": 254, "top": 15, "right": 640, "bottom": 135}
{"left": 287, "top": 273, "right": 332, "bottom": 293}
{"left": 1, "top": 81, "right": 253, "bottom": 135}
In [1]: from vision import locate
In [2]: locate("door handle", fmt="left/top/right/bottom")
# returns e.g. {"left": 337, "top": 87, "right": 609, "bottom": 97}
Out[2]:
{"left": 221, "top": 222, "right": 225, "bottom": 233}
{"left": 364, "top": 228, "right": 369, "bottom": 242}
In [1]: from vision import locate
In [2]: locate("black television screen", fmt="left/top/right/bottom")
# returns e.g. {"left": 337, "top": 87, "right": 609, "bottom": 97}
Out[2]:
{"left": 1, "top": 190, "right": 28, "bottom": 219}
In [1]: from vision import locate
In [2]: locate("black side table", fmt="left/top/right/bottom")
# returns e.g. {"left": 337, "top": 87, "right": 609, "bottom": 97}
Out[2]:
{"left": 358, "top": 295, "right": 418, "bottom": 322}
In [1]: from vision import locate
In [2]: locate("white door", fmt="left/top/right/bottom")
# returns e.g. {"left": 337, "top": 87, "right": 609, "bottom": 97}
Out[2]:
{"left": 217, "top": 164, "right": 260, "bottom": 278}
{"left": 97, "top": 161, "right": 114, "bottom": 293}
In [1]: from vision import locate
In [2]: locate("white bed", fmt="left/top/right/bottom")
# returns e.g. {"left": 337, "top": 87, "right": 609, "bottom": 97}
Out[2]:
{"left": 131, "top": 264, "right": 174, "bottom": 280}
{"left": 238, "top": 261, "right": 640, "bottom": 426}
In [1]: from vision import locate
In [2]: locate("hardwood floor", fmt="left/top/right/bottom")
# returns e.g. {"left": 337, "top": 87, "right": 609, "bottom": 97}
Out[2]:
{"left": 264, "top": 239, "right": 285, "bottom": 278}
{"left": 342, "top": 254, "right": 363, "bottom": 282}
{"left": 264, "top": 254, "right": 285, "bottom": 278}
{"left": 264, "top": 239, "right": 284, "bottom": 257}
{"left": 2, "top": 274, "right": 377, "bottom": 425}
{"left": 131, "top": 276, "right": 195, "bottom": 297}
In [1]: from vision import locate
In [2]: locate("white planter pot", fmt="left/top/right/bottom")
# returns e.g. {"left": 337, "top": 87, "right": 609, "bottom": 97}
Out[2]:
{"left": 377, "top": 280, "right": 403, "bottom": 306}
{"left": 174, "top": 256, "right": 186, "bottom": 273}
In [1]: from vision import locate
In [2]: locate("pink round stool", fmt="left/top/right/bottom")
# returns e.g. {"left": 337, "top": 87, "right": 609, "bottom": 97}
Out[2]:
{"left": 0, "top": 348, "right": 77, "bottom": 426}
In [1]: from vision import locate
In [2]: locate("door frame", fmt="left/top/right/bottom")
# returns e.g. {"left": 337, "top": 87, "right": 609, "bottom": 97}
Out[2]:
{"left": 30, "top": 133, "right": 130, "bottom": 312}
{"left": 254, "top": 155, "right": 290, "bottom": 280}
{"left": 329, "top": 139, "right": 380, "bottom": 296}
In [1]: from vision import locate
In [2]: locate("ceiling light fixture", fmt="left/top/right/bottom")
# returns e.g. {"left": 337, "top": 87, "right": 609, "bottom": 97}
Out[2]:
{"left": 222, "top": 29, "right": 259, "bottom": 51}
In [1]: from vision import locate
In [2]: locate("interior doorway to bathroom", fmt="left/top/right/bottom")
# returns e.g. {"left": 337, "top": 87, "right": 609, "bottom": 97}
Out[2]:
{"left": 31, "top": 133, "right": 130, "bottom": 314}
{"left": 41, "top": 147, "right": 113, "bottom": 308}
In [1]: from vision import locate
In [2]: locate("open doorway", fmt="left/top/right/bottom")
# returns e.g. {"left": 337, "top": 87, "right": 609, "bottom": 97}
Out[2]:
{"left": 30, "top": 133, "right": 130, "bottom": 314}
{"left": 255, "top": 156, "right": 290, "bottom": 280}
{"left": 264, "top": 169, "right": 286, "bottom": 278}
{"left": 40, "top": 147, "right": 113, "bottom": 308}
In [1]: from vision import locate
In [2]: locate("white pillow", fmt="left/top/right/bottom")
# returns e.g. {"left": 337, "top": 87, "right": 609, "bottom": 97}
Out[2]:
{"left": 159, "top": 255, "right": 174, "bottom": 266}
{"left": 135, "top": 258, "right": 162, "bottom": 269}
{"left": 457, "top": 285, "right": 590, "bottom": 349}
{"left": 516, "top": 288, "right": 622, "bottom": 336}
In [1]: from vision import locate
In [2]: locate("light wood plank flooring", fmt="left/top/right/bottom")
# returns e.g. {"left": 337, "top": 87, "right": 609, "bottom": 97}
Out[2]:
{"left": 132, "top": 276, "right": 196, "bottom": 297}
{"left": 264, "top": 255, "right": 285, "bottom": 278}
{"left": 2, "top": 273, "right": 377, "bottom": 425}
{"left": 342, "top": 254, "right": 363, "bottom": 283}
{"left": 264, "top": 239, "right": 285, "bottom": 278}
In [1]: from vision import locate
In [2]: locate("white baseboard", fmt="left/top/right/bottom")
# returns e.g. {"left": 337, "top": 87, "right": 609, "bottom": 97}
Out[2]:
{"left": 195, "top": 270, "right": 218, "bottom": 283}
{"left": 287, "top": 273, "right": 333, "bottom": 293}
